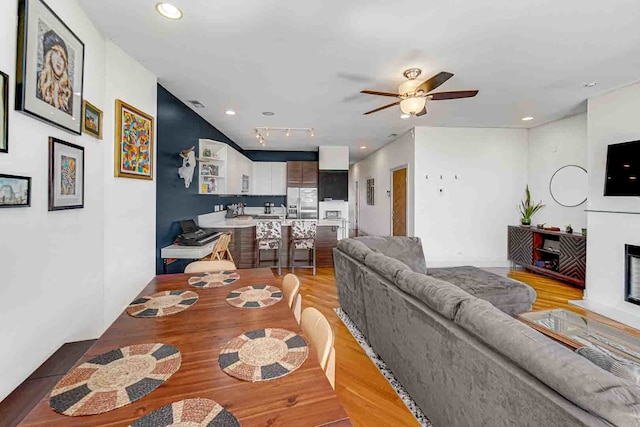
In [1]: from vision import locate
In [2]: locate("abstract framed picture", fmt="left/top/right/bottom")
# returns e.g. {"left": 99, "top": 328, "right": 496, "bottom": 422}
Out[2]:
{"left": 48, "top": 137, "right": 84, "bottom": 211}
{"left": 0, "top": 70, "right": 8, "bottom": 153}
{"left": 16, "top": 0, "right": 84, "bottom": 135}
{"left": 0, "top": 174, "right": 31, "bottom": 208}
{"left": 82, "top": 100, "right": 102, "bottom": 139}
{"left": 115, "top": 99, "right": 154, "bottom": 180}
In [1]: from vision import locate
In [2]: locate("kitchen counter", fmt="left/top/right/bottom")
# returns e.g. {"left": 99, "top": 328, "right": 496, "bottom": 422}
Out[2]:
{"left": 199, "top": 216, "right": 345, "bottom": 229}
{"left": 196, "top": 211, "right": 343, "bottom": 269}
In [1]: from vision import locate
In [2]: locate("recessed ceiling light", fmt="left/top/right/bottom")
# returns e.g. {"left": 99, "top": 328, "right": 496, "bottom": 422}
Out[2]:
{"left": 262, "top": 111, "right": 275, "bottom": 116}
{"left": 522, "top": 116, "right": 534, "bottom": 121}
{"left": 360, "top": 146, "right": 367, "bottom": 149}
{"left": 225, "top": 110, "right": 236, "bottom": 116}
{"left": 584, "top": 82, "right": 598, "bottom": 88}
{"left": 400, "top": 114, "right": 410, "bottom": 119}
{"left": 155, "top": 2, "right": 183, "bottom": 20}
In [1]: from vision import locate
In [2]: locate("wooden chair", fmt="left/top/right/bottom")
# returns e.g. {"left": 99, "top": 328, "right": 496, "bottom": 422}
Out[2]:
{"left": 301, "top": 307, "right": 336, "bottom": 388}
{"left": 210, "top": 232, "right": 234, "bottom": 263}
{"left": 184, "top": 260, "right": 237, "bottom": 274}
{"left": 282, "top": 273, "right": 302, "bottom": 323}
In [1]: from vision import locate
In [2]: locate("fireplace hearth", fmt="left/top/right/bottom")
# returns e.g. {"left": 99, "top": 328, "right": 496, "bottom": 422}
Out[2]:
{"left": 625, "top": 244, "right": 640, "bottom": 306}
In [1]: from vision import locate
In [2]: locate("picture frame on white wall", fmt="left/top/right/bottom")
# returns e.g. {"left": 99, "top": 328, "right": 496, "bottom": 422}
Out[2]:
{"left": 0, "top": 174, "right": 31, "bottom": 207}
{"left": 15, "top": 0, "right": 85, "bottom": 135}
{"left": 48, "top": 137, "right": 84, "bottom": 211}
{"left": 0, "top": 71, "right": 8, "bottom": 153}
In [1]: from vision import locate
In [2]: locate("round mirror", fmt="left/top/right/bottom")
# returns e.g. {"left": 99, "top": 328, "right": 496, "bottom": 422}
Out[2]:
{"left": 549, "top": 165, "right": 588, "bottom": 207}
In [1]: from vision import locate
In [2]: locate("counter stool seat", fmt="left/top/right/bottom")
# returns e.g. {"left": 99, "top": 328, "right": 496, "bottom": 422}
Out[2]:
{"left": 290, "top": 221, "right": 317, "bottom": 276}
{"left": 258, "top": 239, "right": 280, "bottom": 250}
{"left": 256, "top": 221, "right": 282, "bottom": 275}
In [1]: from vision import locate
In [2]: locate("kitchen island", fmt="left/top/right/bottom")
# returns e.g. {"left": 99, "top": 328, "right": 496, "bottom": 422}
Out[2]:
{"left": 198, "top": 212, "right": 344, "bottom": 269}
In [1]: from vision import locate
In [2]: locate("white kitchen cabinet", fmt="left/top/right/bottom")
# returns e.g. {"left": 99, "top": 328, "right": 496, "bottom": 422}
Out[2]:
{"left": 251, "top": 162, "right": 287, "bottom": 195}
{"left": 252, "top": 162, "right": 271, "bottom": 195}
{"left": 225, "top": 147, "right": 252, "bottom": 195}
{"left": 270, "top": 162, "right": 287, "bottom": 195}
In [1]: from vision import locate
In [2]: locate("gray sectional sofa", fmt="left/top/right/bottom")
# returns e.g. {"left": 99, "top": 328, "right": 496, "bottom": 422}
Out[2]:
{"left": 333, "top": 236, "right": 640, "bottom": 427}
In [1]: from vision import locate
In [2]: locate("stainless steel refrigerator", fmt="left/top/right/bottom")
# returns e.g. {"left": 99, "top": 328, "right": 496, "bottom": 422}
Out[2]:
{"left": 287, "top": 187, "right": 318, "bottom": 219}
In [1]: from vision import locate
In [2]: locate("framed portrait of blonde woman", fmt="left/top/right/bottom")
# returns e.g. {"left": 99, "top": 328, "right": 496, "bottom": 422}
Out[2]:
{"left": 16, "top": 0, "right": 84, "bottom": 135}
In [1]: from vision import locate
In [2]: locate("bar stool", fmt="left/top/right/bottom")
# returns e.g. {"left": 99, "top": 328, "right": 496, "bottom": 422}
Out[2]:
{"left": 256, "top": 221, "right": 282, "bottom": 275}
{"left": 289, "top": 220, "right": 317, "bottom": 276}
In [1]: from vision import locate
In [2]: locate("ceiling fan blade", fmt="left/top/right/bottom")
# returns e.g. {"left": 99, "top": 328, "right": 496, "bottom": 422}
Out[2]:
{"left": 363, "top": 101, "right": 400, "bottom": 115}
{"left": 429, "top": 90, "right": 479, "bottom": 100}
{"left": 415, "top": 71, "right": 454, "bottom": 94}
{"left": 360, "top": 90, "right": 400, "bottom": 98}
{"left": 416, "top": 106, "right": 428, "bottom": 116}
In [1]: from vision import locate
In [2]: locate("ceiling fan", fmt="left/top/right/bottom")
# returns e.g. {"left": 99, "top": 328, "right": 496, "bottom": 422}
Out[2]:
{"left": 360, "top": 68, "right": 478, "bottom": 116}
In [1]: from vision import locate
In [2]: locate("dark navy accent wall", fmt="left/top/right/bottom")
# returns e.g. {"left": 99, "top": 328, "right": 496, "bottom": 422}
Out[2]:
{"left": 156, "top": 85, "right": 311, "bottom": 274}
{"left": 244, "top": 150, "right": 318, "bottom": 162}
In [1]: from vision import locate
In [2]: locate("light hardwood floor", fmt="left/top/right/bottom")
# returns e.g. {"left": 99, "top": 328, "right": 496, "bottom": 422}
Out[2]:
{"left": 278, "top": 267, "right": 628, "bottom": 427}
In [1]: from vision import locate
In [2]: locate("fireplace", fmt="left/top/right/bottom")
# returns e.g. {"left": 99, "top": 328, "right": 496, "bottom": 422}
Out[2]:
{"left": 625, "top": 244, "right": 640, "bottom": 306}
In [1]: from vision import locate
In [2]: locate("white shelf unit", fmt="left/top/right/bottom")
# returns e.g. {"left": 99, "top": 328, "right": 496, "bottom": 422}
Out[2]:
{"left": 198, "top": 139, "right": 228, "bottom": 195}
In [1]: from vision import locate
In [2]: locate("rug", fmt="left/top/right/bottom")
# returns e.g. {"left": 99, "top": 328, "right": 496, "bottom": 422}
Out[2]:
{"left": 49, "top": 343, "right": 181, "bottom": 416}
{"left": 334, "top": 308, "right": 432, "bottom": 426}
{"left": 129, "top": 398, "right": 240, "bottom": 427}
{"left": 219, "top": 328, "right": 308, "bottom": 382}
{"left": 127, "top": 290, "right": 198, "bottom": 317}
{"left": 226, "top": 285, "right": 283, "bottom": 309}
{"left": 188, "top": 271, "right": 240, "bottom": 288}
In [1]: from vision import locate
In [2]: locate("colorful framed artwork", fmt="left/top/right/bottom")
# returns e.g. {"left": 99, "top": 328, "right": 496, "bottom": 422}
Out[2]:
{"left": 0, "top": 174, "right": 31, "bottom": 208}
{"left": 1, "top": 71, "right": 8, "bottom": 153}
{"left": 48, "top": 137, "right": 84, "bottom": 210}
{"left": 82, "top": 100, "right": 102, "bottom": 139}
{"left": 115, "top": 99, "right": 154, "bottom": 180}
{"left": 15, "top": 0, "right": 84, "bottom": 135}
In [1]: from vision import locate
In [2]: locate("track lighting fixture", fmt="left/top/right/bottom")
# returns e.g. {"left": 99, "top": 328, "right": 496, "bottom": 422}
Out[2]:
{"left": 253, "top": 127, "right": 315, "bottom": 147}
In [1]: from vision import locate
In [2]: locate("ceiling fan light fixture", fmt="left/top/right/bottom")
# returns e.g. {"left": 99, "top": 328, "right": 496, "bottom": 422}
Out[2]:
{"left": 399, "top": 79, "right": 421, "bottom": 96}
{"left": 400, "top": 97, "right": 426, "bottom": 115}
{"left": 400, "top": 114, "right": 411, "bottom": 119}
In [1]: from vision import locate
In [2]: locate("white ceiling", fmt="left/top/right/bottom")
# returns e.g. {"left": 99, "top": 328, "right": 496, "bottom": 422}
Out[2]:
{"left": 78, "top": 0, "right": 640, "bottom": 161}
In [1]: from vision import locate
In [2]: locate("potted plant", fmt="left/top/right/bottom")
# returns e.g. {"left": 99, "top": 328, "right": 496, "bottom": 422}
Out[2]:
{"left": 519, "top": 186, "right": 544, "bottom": 227}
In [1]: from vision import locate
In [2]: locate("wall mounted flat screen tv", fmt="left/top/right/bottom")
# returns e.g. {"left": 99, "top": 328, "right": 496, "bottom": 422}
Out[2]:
{"left": 604, "top": 140, "right": 640, "bottom": 196}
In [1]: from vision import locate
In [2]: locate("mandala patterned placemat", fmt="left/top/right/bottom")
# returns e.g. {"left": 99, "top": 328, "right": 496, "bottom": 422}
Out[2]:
{"left": 219, "top": 328, "right": 308, "bottom": 382}
{"left": 188, "top": 271, "right": 240, "bottom": 288}
{"left": 226, "top": 285, "right": 283, "bottom": 309}
{"left": 129, "top": 398, "right": 240, "bottom": 427}
{"left": 49, "top": 343, "right": 181, "bottom": 416}
{"left": 127, "top": 290, "right": 199, "bottom": 317}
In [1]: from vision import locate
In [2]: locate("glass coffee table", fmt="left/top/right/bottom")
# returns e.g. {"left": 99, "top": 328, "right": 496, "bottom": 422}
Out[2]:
{"left": 518, "top": 309, "right": 640, "bottom": 366}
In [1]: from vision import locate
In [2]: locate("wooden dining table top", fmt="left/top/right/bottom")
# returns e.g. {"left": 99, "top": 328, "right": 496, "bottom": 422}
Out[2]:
{"left": 20, "top": 268, "right": 350, "bottom": 427}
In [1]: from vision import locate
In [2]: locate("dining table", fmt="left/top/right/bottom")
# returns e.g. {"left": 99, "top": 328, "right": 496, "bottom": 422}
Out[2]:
{"left": 19, "top": 268, "right": 351, "bottom": 426}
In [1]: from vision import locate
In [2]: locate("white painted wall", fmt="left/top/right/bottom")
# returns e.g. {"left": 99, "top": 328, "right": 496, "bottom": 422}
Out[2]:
{"left": 319, "top": 146, "right": 349, "bottom": 170}
{"left": 585, "top": 81, "right": 640, "bottom": 319}
{"left": 0, "top": 0, "right": 156, "bottom": 401}
{"left": 413, "top": 127, "right": 528, "bottom": 267}
{"left": 527, "top": 114, "right": 588, "bottom": 230}
{"left": 102, "top": 41, "right": 157, "bottom": 326}
{"left": 350, "top": 130, "right": 415, "bottom": 236}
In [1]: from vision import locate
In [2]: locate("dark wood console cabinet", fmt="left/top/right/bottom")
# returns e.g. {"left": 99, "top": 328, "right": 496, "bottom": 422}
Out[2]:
{"left": 508, "top": 225, "right": 586, "bottom": 287}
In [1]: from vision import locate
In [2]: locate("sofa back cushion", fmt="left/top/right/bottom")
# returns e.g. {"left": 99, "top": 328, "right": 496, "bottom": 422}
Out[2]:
{"left": 355, "top": 236, "right": 427, "bottom": 274}
{"left": 395, "top": 270, "right": 473, "bottom": 320}
{"left": 364, "top": 252, "right": 412, "bottom": 281}
{"left": 455, "top": 298, "right": 640, "bottom": 427}
{"left": 336, "top": 239, "right": 372, "bottom": 263}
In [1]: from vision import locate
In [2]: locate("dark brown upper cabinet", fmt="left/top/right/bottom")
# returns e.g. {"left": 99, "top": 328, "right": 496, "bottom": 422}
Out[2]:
{"left": 287, "top": 161, "right": 318, "bottom": 188}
